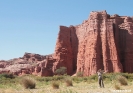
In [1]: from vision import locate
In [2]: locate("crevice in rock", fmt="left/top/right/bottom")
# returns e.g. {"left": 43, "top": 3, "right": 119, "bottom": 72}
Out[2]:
{"left": 113, "top": 23, "right": 116, "bottom": 37}
{"left": 70, "top": 27, "right": 79, "bottom": 73}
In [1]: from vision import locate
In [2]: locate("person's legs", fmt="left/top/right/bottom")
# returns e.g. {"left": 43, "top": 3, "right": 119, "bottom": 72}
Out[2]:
{"left": 101, "top": 79, "right": 104, "bottom": 88}
{"left": 98, "top": 77, "right": 102, "bottom": 87}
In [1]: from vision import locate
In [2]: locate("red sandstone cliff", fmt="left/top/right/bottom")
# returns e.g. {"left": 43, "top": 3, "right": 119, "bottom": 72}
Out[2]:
{"left": 53, "top": 10, "right": 133, "bottom": 76}
{"left": 1, "top": 10, "right": 133, "bottom": 76}
{"left": 52, "top": 26, "right": 78, "bottom": 75}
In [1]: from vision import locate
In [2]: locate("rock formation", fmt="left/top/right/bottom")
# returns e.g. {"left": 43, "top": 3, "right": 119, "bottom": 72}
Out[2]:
{"left": 53, "top": 26, "right": 78, "bottom": 75}
{"left": 0, "top": 53, "right": 54, "bottom": 76}
{"left": 53, "top": 10, "right": 133, "bottom": 76}
{"left": 1, "top": 10, "right": 133, "bottom": 76}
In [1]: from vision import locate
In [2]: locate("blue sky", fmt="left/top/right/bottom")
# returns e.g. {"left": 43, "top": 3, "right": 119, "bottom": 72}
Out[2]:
{"left": 0, "top": 0, "right": 132, "bottom": 60}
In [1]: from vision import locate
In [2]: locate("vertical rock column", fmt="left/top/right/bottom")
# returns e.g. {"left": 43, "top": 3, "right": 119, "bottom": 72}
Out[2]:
{"left": 84, "top": 19, "right": 104, "bottom": 75}
{"left": 69, "top": 26, "right": 79, "bottom": 72}
{"left": 119, "top": 17, "right": 133, "bottom": 72}
{"left": 53, "top": 26, "right": 73, "bottom": 75}
{"left": 101, "top": 16, "right": 123, "bottom": 72}
{"left": 76, "top": 12, "right": 105, "bottom": 76}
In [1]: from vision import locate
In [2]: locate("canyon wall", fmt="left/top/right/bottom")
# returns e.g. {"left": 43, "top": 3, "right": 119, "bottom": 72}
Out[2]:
{"left": 53, "top": 10, "right": 133, "bottom": 76}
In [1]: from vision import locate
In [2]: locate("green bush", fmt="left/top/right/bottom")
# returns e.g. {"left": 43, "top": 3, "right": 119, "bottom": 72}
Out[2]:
{"left": 55, "top": 67, "right": 67, "bottom": 75}
{"left": 21, "top": 76, "right": 36, "bottom": 89}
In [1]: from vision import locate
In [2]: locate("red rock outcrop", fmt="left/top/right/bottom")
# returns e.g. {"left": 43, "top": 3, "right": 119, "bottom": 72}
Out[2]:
{"left": 76, "top": 11, "right": 123, "bottom": 76}
{"left": 53, "top": 10, "right": 133, "bottom": 76}
{"left": 1, "top": 10, "right": 133, "bottom": 76}
{"left": 53, "top": 26, "right": 78, "bottom": 75}
{"left": 0, "top": 53, "right": 54, "bottom": 76}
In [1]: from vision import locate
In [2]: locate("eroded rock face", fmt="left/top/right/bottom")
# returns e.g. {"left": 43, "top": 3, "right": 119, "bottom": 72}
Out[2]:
{"left": 76, "top": 11, "right": 123, "bottom": 76}
{"left": 0, "top": 53, "right": 55, "bottom": 76}
{"left": 53, "top": 26, "right": 78, "bottom": 75}
{"left": 1, "top": 10, "right": 133, "bottom": 76}
{"left": 53, "top": 10, "right": 133, "bottom": 76}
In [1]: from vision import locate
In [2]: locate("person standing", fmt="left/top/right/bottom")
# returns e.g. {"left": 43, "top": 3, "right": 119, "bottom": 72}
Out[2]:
{"left": 97, "top": 69, "right": 106, "bottom": 88}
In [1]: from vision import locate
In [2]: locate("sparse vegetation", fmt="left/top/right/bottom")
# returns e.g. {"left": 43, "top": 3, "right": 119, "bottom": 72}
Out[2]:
{"left": 0, "top": 73, "right": 132, "bottom": 93}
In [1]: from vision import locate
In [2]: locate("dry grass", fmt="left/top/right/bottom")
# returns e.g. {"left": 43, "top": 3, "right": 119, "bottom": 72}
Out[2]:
{"left": 51, "top": 81, "right": 59, "bottom": 89}
{"left": 116, "top": 75, "right": 128, "bottom": 85}
{"left": 65, "top": 78, "right": 73, "bottom": 87}
{"left": 21, "top": 76, "right": 36, "bottom": 89}
{"left": 0, "top": 81, "right": 132, "bottom": 93}
{"left": 0, "top": 73, "right": 133, "bottom": 93}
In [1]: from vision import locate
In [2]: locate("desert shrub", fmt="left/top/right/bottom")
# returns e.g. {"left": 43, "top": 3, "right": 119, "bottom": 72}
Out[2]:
{"left": 114, "top": 84, "right": 121, "bottom": 90}
{"left": 55, "top": 67, "right": 67, "bottom": 75}
{"left": 65, "top": 78, "right": 73, "bottom": 87}
{"left": 21, "top": 77, "right": 36, "bottom": 89}
{"left": 116, "top": 75, "right": 128, "bottom": 85}
{"left": 76, "top": 71, "right": 83, "bottom": 77}
{"left": 51, "top": 81, "right": 59, "bottom": 89}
